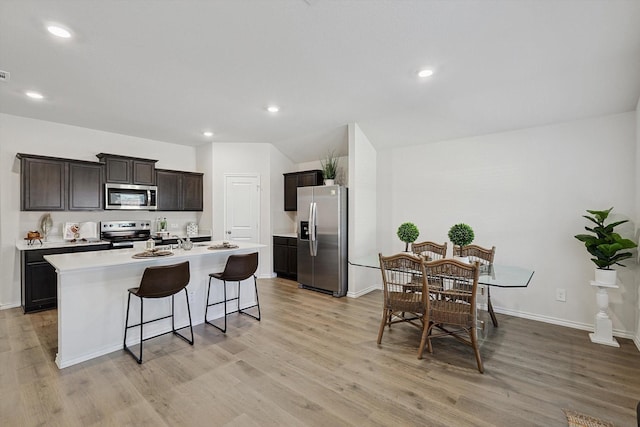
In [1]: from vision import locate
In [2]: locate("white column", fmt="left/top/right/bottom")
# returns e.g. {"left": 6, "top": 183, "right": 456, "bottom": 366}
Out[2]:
{"left": 588, "top": 280, "right": 620, "bottom": 347}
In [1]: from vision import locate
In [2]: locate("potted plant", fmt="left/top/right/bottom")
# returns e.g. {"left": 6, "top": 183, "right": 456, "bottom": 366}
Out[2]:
{"left": 448, "top": 223, "right": 475, "bottom": 258}
{"left": 574, "top": 207, "right": 637, "bottom": 285}
{"left": 321, "top": 150, "right": 339, "bottom": 185}
{"left": 397, "top": 222, "right": 419, "bottom": 252}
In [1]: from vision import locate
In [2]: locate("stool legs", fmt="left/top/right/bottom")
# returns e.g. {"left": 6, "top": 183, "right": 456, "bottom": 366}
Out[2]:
{"left": 205, "top": 275, "right": 260, "bottom": 333}
{"left": 238, "top": 275, "right": 261, "bottom": 321}
{"left": 205, "top": 276, "right": 228, "bottom": 333}
{"left": 123, "top": 288, "right": 194, "bottom": 364}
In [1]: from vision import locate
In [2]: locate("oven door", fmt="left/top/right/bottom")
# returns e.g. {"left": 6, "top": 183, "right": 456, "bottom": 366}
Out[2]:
{"left": 105, "top": 184, "right": 157, "bottom": 210}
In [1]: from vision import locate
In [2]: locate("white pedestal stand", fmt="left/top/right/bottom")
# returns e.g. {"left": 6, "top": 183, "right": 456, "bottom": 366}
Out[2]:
{"left": 588, "top": 280, "right": 620, "bottom": 347}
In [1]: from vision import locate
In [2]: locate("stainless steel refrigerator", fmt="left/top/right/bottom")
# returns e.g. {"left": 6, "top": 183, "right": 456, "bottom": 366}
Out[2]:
{"left": 297, "top": 185, "right": 348, "bottom": 297}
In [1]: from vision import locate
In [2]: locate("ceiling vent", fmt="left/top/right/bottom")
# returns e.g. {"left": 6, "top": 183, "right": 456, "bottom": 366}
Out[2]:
{"left": 0, "top": 70, "right": 9, "bottom": 82}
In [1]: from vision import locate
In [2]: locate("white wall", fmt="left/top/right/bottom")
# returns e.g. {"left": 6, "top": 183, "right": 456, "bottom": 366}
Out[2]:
{"left": 209, "top": 143, "right": 294, "bottom": 278}
{"left": 376, "top": 112, "right": 638, "bottom": 336}
{"left": 636, "top": 98, "right": 640, "bottom": 348}
{"left": 270, "top": 145, "right": 295, "bottom": 235}
{"left": 347, "top": 123, "right": 380, "bottom": 297}
{"left": 196, "top": 143, "right": 214, "bottom": 235}
{"left": 0, "top": 113, "right": 200, "bottom": 308}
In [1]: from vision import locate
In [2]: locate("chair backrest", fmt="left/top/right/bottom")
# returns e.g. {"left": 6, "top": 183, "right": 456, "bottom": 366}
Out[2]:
{"left": 378, "top": 253, "right": 427, "bottom": 314}
{"left": 424, "top": 258, "right": 479, "bottom": 326}
{"left": 411, "top": 241, "right": 447, "bottom": 261}
{"left": 137, "top": 261, "right": 190, "bottom": 298}
{"left": 220, "top": 252, "right": 259, "bottom": 281}
{"left": 455, "top": 244, "right": 496, "bottom": 265}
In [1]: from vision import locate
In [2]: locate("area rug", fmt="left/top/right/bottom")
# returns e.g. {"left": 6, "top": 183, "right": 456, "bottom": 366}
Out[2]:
{"left": 563, "top": 409, "right": 614, "bottom": 427}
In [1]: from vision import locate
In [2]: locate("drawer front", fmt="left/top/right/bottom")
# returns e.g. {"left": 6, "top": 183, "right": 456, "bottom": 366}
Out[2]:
{"left": 274, "top": 236, "right": 297, "bottom": 246}
{"left": 25, "top": 244, "right": 111, "bottom": 263}
{"left": 25, "top": 247, "right": 71, "bottom": 263}
{"left": 273, "top": 236, "right": 289, "bottom": 246}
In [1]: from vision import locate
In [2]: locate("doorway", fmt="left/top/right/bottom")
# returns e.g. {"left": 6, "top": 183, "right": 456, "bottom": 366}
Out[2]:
{"left": 224, "top": 174, "right": 260, "bottom": 243}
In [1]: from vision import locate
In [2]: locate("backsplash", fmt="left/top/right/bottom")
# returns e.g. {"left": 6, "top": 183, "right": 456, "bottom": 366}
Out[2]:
{"left": 19, "top": 211, "right": 203, "bottom": 240}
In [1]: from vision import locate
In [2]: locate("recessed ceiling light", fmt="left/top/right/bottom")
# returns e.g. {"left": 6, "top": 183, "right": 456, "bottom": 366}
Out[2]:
{"left": 47, "top": 25, "right": 72, "bottom": 38}
{"left": 417, "top": 69, "right": 434, "bottom": 78}
{"left": 203, "top": 131, "right": 213, "bottom": 137}
{"left": 25, "top": 91, "right": 44, "bottom": 100}
{"left": 266, "top": 105, "right": 280, "bottom": 113}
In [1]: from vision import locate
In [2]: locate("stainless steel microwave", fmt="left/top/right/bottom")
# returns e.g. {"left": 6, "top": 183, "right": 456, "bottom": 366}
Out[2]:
{"left": 105, "top": 183, "right": 157, "bottom": 210}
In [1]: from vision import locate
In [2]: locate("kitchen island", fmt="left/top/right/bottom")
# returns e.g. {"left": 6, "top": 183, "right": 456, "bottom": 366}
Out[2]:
{"left": 44, "top": 241, "right": 264, "bottom": 369}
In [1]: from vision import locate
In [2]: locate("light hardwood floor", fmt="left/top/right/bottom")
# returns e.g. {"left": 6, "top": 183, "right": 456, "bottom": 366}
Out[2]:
{"left": 1, "top": 277, "right": 639, "bottom": 426}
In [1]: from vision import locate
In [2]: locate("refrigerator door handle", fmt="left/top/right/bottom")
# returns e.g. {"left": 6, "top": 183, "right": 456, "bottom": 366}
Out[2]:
{"left": 310, "top": 202, "right": 317, "bottom": 256}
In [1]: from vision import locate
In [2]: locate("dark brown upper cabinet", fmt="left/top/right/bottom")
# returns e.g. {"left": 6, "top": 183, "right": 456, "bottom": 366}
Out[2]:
{"left": 156, "top": 169, "right": 203, "bottom": 211}
{"left": 17, "top": 154, "right": 104, "bottom": 211}
{"left": 96, "top": 153, "right": 157, "bottom": 185}
{"left": 283, "top": 170, "right": 323, "bottom": 211}
{"left": 68, "top": 161, "right": 104, "bottom": 210}
{"left": 18, "top": 155, "right": 67, "bottom": 211}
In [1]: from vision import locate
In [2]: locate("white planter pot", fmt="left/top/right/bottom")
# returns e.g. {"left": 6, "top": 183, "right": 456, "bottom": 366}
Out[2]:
{"left": 324, "top": 179, "right": 335, "bottom": 186}
{"left": 453, "top": 256, "right": 470, "bottom": 264}
{"left": 594, "top": 268, "right": 617, "bottom": 285}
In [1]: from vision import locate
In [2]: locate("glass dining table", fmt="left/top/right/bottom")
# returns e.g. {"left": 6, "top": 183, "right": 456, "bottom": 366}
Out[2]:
{"left": 349, "top": 255, "right": 535, "bottom": 328}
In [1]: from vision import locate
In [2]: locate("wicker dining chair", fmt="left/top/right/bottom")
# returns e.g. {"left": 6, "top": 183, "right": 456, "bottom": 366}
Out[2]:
{"left": 418, "top": 258, "right": 484, "bottom": 373}
{"left": 411, "top": 241, "right": 448, "bottom": 261}
{"left": 453, "top": 244, "right": 495, "bottom": 264}
{"left": 455, "top": 244, "right": 497, "bottom": 326}
{"left": 377, "top": 253, "right": 429, "bottom": 346}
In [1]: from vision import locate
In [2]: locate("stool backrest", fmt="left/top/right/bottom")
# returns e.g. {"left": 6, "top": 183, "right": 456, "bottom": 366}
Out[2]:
{"left": 220, "top": 252, "right": 259, "bottom": 281}
{"left": 137, "top": 261, "right": 190, "bottom": 298}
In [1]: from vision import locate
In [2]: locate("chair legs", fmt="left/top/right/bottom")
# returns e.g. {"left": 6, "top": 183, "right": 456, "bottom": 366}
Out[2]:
{"left": 417, "top": 321, "right": 433, "bottom": 359}
{"left": 419, "top": 322, "right": 483, "bottom": 373}
{"left": 123, "top": 289, "right": 194, "bottom": 364}
{"left": 377, "top": 308, "right": 390, "bottom": 344}
{"left": 205, "top": 275, "right": 260, "bottom": 334}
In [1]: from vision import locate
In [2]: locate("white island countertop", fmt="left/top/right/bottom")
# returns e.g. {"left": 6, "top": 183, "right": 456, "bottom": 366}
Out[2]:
{"left": 45, "top": 240, "right": 265, "bottom": 369}
{"left": 44, "top": 241, "right": 264, "bottom": 272}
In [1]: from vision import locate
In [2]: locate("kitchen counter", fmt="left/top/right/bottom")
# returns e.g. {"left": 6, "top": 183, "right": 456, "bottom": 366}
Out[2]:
{"left": 44, "top": 241, "right": 265, "bottom": 369}
{"left": 16, "top": 238, "right": 109, "bottom": 251}
{"left": 273, "top": 232, "right": 297, "bottom": 238}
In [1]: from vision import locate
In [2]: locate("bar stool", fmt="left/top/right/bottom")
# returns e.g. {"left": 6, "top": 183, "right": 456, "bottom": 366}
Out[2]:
{"left": 123, "top": 261, "right": 194, "bottom": 364}
{"left": 205, "top": 252, "right": 260, "bottom": 333}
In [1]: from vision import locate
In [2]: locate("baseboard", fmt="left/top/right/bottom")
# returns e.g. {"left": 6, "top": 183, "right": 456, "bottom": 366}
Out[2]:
{"left": 0, "top": 301, "right": 21, "bottom": 311}
{"left": 347, "top": 285, "right": 378, "bottom": 298}
{"left": 494, "top": 305, "right": 637, "bottom": 341}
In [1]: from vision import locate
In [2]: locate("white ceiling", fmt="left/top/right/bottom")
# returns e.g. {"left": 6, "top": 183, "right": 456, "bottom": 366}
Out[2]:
{"left": 1, "top": 0, "right": 639, "bottom": 163}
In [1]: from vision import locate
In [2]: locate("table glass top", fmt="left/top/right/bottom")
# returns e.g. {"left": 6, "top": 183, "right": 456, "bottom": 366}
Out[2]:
{"left": 349, "top": 255, "right": 534, "bottom": 288}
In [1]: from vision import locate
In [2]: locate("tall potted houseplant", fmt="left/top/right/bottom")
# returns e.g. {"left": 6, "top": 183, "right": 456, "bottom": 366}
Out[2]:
{"left": 574, "top": 207, "right": 637, "bottom": 285}
{"left": 397, "top": 222, "right": 419, "bottom": 252}
{"left": 448, "top": 223, "right": 475, "bottom": 259}
{"left": 321, "top": 150, "right": 339, "bottom": 185}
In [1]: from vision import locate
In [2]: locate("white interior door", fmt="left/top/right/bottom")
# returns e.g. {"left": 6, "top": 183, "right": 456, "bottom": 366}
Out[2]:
{"left": 224, "top": 174, "right": 260, "bottom": 242}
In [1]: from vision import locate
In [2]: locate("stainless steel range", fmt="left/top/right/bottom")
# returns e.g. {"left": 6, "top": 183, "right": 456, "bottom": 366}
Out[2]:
{"left": 100, "top": 220, "right": 157, "bottom": 248}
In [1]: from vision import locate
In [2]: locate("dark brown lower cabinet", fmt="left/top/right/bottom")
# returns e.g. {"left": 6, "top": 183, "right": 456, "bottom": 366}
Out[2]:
{"left": 21, "top": 244, "right": 111, "bottom": 313}
{"left": 273, "top": 236, "right": 297, "bottom": 279}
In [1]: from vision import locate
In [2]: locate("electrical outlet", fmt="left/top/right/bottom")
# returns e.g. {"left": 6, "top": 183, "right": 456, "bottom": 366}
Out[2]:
{"left": 171, "top": 223, "right": 178, "bottom": 229}
{"left": 556, "top": 288, "right": 566, "bottom": 302}
{"left": 188, "top": 291, "right": 195, "bottom": 304}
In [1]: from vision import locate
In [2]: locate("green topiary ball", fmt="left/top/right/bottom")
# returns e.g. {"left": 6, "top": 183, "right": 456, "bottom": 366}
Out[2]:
{"left": 397, "top": 222, "right": 420, "bottom": 251}
{"left": 448, "top": 223, "right": 475, "bottom": 250}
